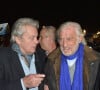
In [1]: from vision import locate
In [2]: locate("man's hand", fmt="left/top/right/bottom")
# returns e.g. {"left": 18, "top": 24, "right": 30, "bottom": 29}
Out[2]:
{"left": 23, "top": 74, "right": 45, "bottom": 88}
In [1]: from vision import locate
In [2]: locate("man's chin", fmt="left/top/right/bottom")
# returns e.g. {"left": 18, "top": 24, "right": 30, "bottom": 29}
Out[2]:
{"left": 62, "top": 52, "right": 72, "bottom": 56}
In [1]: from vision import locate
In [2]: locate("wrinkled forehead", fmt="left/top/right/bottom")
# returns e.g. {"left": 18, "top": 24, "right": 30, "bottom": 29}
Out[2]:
{"left": 62, "top": 24, "right": 78, "bottom": 31}
{"left": 60, "top": 26, "right": 77, "bottom": 34}
{"left": 58, "top": 26, "right": 78, "bottom": 39}
{"left": 40, "top": 29, "right": 48, "bottom": 37}
{"left": 23, "top": 25, "right": 38, "bottom": 35}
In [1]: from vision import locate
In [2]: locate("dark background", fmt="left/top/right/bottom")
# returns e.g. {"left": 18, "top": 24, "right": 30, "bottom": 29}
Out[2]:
{"left": 0, "top": 0, "right": 100, "bottom": 33}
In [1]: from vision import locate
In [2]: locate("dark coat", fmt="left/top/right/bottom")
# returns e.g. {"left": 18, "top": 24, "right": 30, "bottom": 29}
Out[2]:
{"left": 44, "top": 46, "right": 100, "bottom": 90}
{"left": 0, "top": 47, "right": 46, "bottom": 90}
{"left": 94, "top": 63, "right": 100, "bottom": 90}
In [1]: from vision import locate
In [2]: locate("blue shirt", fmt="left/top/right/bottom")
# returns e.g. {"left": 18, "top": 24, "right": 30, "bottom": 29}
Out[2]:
{"left": 19, "top": 54, "right": 38, "bottom": 90}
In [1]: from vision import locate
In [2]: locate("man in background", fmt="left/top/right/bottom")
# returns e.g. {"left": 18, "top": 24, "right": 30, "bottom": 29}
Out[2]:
{"left": 38, "top": 25, "right": 57, "bottom": 56}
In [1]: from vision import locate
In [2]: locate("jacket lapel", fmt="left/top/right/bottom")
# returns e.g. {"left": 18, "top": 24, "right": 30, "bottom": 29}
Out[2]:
{"left": 9, "top": 50, "right": 25, "bottom": 78}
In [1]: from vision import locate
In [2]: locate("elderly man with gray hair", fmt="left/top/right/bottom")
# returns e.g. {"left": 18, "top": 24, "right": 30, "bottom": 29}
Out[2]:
{"left": 44, "top": 21, "right": 100, "bottom": 90}
{"left": 0, "top": 18, "right": 45, "bottom": 90}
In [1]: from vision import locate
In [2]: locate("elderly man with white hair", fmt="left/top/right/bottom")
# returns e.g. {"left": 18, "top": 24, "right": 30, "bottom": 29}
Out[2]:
{"left": 44, "top": 21, "right": 100, "bottom": 90}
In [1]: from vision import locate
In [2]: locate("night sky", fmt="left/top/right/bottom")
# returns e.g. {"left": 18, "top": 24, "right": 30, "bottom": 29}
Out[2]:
{"left": 0, "top": 0, "right": 100, "bottom": 33}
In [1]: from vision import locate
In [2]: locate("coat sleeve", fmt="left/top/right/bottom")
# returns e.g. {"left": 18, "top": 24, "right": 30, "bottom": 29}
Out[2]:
{"left": 44, "top": 60, "right": 57, "bottom": 90}
{"left": 94, "top": 63, "right": 100, "bottom": 90}
{"left": 0, "top": 63, "right": 23, "bottom": 90}
{"left": 0, "top": 48, "right": 23, "bottom": 90}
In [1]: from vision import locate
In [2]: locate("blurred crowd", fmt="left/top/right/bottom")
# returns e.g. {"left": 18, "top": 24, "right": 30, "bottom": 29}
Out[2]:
{"left": 86, "top": 31, "right": 100, "bottom": 52}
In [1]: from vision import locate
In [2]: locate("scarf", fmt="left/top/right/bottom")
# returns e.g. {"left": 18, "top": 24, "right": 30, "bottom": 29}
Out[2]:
{"left": 60, "top": 43, "right": 84, "bottom": 90}
{"left": 12, "top": 43, "right": 32, "bottom": 64}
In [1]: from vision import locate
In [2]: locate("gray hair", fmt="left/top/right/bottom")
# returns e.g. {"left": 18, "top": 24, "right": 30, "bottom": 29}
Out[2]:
{"left": 57, "top": 21, "right": 87, "bottom": 45}
{"left": 41, "top": 25, "right": 56, "bottom": 41}
{"left": 10, "top": 18, "right": 39, "bottom": 43}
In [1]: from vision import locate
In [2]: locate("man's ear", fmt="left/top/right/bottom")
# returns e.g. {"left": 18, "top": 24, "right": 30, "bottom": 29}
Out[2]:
{"left": 15, "top": 36, "right": 21, "bottom": 44}
{"left": 79, "top": 36, "right": 83, "bottom": 43}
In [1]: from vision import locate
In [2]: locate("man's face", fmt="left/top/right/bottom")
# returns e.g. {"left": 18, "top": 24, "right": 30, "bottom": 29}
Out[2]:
{"left": 59, "top": 26, "right": 81, "bottom": 56}
{"left": 39, "top": 29, "right": 50, "bottom": 51}
{"left": 16, "top": 25, "right": 39, "bottom": 55}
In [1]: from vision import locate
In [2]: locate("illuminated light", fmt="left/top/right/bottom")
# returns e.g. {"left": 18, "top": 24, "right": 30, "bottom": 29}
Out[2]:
{"left": 83, "top": 29, "right": 86, "bottom": 36}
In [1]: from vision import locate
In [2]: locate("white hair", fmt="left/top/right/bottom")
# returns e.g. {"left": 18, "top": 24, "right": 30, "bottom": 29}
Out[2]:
{"left": 57, "top": 21, "right": 87, "bottom": 45}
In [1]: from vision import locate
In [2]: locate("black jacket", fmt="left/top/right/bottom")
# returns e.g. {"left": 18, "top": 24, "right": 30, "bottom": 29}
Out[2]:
{"left": 0, "top": 47, "right": 46, "bottom": 90}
